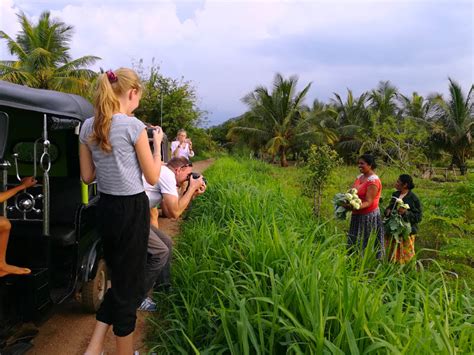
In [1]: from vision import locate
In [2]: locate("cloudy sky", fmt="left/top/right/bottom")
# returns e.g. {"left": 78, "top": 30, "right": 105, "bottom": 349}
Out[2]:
{"left": 0, "top": 0, "right": 472, "bottom": 126}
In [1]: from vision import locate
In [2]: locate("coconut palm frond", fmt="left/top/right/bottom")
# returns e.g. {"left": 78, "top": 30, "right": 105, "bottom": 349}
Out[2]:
{"left": 0, "top": 10, "right": 98, "bottom": 94}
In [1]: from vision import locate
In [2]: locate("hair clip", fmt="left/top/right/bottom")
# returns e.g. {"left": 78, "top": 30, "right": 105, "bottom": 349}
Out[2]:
{"left": 106, "top": 70, "right": 118, "bottom": 83}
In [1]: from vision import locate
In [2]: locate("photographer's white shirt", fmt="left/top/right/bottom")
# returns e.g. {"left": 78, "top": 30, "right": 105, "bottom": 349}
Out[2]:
{"left": 143, "top": 165, "right": 178, "bottom": 208}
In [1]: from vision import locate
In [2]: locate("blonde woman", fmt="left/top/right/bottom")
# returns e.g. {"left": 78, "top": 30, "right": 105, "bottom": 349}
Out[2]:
{"left": 79, "top": 68, "right": 163, "bottom": 355}
{"left": 171, "top": 129, "right": 194, "bottom": 160}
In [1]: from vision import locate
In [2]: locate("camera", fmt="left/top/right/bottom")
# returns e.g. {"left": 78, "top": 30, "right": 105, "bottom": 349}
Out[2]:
{"left": 146, "top": 126, "right": 170, "bottom": 160}
{"left": 147, "top": 127, "right": 158, "bottom": 139}
{"left": 147, "top": 126, "right": 166, "bottom": 141}
{"left": 187, "top": 172, "right": 207, "bottom": 185}
{"left": 182, "top": 172, "right": 207, "bottom": 195}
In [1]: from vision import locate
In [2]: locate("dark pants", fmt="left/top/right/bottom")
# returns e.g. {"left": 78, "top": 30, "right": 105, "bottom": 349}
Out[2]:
{"left": 95, "top": 192, "right": 149, "bottom": 337}
{"left": 143, "top": 225, "right": 172, "bottom": 293}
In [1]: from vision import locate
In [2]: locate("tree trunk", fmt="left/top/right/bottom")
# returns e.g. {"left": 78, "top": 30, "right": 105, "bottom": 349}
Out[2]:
{"left": 270, "top": 153, "right": 276, "bottom": 164}
{"left": 280, "top": 147, "right": 288, "bottom": 167}
{"left": 459, "top": 152, "right": 468, "bottom": 175}
{"left": 453, "top": 154, "right": 467, "bottom": 175}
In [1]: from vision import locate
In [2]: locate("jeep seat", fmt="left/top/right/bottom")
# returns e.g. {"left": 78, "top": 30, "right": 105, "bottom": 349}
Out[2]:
{"left": 48, "top": 177, "right": 82, "bottom": 246}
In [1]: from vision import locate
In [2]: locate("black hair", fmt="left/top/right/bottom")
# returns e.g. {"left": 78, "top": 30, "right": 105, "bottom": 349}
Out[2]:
{"left": 358, "top": 153, "right": 377, "bottom": 169}
{"left": 399, "top": 174, "right": 415, "bottom": 190}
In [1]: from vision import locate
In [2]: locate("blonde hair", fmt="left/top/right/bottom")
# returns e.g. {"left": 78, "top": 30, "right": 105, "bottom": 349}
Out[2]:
{"left": 91, "top": 68, "right": 142, "bottom": 152}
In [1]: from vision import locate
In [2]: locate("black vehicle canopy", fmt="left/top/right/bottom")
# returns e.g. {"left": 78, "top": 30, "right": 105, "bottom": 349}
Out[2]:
{"left": 0, "top": 80, "right": 94, "bottom": 160}
{"left": 0, "top": 80, "right": 93, "bottom": 121}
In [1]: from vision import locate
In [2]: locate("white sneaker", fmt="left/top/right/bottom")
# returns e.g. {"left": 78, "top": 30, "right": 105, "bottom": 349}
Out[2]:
{"left": 137, "top": 297, "right": 157, "bottom": 312}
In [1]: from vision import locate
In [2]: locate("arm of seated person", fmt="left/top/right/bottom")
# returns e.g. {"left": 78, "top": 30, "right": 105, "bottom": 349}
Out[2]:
{"left": 0, "top": 177, "right": 37, "bottom": 203}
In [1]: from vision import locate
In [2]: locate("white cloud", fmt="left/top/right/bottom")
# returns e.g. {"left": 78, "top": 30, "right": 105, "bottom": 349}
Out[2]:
{"left": 1, "top": 0, "right": 472, "bottom": 125}
{"left": 0, "top": 0, "right": 23, "bottom": 59}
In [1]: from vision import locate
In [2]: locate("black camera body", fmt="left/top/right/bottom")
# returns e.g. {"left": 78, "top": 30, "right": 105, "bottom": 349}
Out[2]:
{"left": 147, "top": 127, "right": 157, "bottom": 139}
{"left": 146, "top": 126, "right": 169, "bottom": 161}
{"left": 182, "top": 172, "right": 207, "bottom": 195}
{"left": 147, "top": 126, "right": 167, "bottom": 140}
{"left": 188, "top": 172, "right": 207, "bottom": 185}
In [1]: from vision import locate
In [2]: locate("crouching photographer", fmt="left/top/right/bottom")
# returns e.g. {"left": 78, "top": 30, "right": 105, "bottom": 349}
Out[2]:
{"left": 158, "top": 158, "right": 206, "bottom": 219}
{"left": 140, "top": 156, "right": 206, "bottom": 311}
{"left": 182, "top": 172, "right": 207, "bottom": 197}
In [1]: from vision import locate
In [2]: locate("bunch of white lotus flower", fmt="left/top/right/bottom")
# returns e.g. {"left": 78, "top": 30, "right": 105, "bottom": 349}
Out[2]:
{"left": 394, "top": 197, "right": 410, "bottom": 210}
{"left": 333, "top": 188, "right": 362, "bottom": 220}
{"left": 345, "top": 188, "right": 362, "bottom": 210}
{"left": 383, "top": 196, "right": 411, "bottom": 242}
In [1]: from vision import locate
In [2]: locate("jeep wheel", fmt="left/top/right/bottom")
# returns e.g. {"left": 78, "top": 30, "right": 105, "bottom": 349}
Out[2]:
{"left": 81, "top": 259, "right": 107, "bottom": 313}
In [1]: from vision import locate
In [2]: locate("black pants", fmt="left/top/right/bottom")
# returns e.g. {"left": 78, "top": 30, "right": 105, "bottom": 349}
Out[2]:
{"left": 95, "top": 192, "right": 149, "bottom": 337}
{"left": 143, "top": 226, "right": 173, "bottom": 294}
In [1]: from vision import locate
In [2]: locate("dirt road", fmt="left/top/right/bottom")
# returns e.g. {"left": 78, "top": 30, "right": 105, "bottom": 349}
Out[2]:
{"left": 27, "top": 159, "right": 214, "bottom": 355}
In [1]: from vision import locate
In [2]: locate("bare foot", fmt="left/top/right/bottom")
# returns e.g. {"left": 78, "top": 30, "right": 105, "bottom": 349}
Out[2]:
{"left": 0, "top": 263, "right": 31, "bottom": 277}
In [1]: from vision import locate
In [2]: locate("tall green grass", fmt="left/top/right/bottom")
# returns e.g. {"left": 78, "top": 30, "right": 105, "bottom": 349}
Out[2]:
{"left": 148, "top": 157, "right": 473, "bottom": 354}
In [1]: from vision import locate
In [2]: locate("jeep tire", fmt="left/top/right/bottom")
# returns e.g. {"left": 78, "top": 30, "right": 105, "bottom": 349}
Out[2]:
{"left": 81, "top": 259, "right": 107, "bottom": 313}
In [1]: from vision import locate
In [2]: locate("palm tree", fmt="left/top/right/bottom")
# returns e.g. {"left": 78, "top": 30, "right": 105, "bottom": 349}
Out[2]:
{"left": 0, "top": 11, "right": 99, "bottom": 95}
{"left": 398, "top": 92, "right": 433, "bottom": 120}
{"left": 369, "top": 81, "right": 399, "bottom": 120}
{"left": 288, "top": 99, "right": 339, "bottom": 161}
{"left": 228, "top": 73, "right": 311, "bottom": 167}
{"left": 353, "top": 81, "right": 400, "bottom": 158}
{"left": 331, "top": 89, "right": 369, "bottom": 127}
{"left": 430, "top": 79, "right": 474, "bottom": 174}
{"left": 306, "top": 99, "right": 339, "bottom": 145}
{"left": 396, "top": 92, "right": 439, "bottom": 166}
{"left": 330, "top": 89, "right": 369, "bottom": 160}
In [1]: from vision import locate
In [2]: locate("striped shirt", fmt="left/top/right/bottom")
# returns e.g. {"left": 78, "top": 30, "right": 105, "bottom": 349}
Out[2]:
{"left": 79, "top": 113, "right": 146, "bottom": 196}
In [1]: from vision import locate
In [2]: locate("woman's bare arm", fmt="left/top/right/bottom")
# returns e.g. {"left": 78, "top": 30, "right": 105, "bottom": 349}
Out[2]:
{"left": 79, "top": 143, "right": 96, "bottom": 184}
{"left": 359, "top": 184, "right": 378, "bottom": 210}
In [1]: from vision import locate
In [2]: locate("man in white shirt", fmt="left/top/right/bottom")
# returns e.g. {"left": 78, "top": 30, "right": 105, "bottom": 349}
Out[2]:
{"left": 139, "top": 157, "right": 206, "bottom": 311}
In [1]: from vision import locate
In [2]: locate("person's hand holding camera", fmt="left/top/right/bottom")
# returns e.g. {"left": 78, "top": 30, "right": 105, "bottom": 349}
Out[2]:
{"left": 150, "top": 126, "right": 163, "bottom": 147}
{"left": 195, "top": 183, "right": 206, "bottom": 197}
{"left": 186, "top": 138, "right": 193, "bottom": 150}
{"left": 189, "top": 174, "right": 203, "bottom": 192}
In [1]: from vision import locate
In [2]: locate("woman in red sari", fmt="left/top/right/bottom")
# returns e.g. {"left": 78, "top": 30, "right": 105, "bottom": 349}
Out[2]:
{"left": 347, "top": 154, "right": 384, "bottom": 258}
